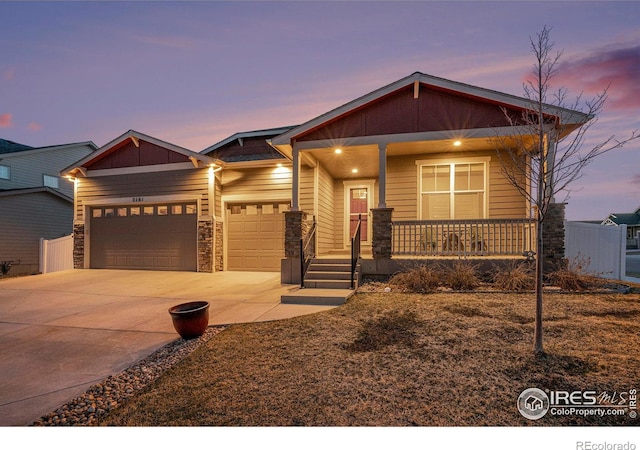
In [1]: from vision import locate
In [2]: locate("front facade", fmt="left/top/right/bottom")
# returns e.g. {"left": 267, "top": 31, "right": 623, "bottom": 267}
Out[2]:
{"left": 0, "top": 140, "right": 97, "bottom": 275}
{"left": 63, "top": 72, "right": 590, "bottom": 278}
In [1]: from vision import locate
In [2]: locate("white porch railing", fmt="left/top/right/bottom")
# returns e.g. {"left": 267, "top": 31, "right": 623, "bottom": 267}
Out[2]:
{"left": 392, "top": 219, "right": 536, "bottom": 257}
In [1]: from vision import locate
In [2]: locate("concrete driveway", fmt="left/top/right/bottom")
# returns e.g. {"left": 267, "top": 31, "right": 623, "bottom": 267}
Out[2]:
{"left": 0, "top": 269, "right": 334, "bottom": 426}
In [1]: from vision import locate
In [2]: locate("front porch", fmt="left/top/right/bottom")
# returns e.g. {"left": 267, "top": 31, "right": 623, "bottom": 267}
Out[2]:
{"left": 282, "top": 211, "right": 546, "bottom": 284}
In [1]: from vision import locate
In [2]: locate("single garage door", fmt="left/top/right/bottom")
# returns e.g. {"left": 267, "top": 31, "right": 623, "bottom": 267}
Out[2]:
{"left": 227, "top": 202, "right": 287, "bottom": 271}
{"left": 90, "top": 203, "right": 198, "bottom": 271}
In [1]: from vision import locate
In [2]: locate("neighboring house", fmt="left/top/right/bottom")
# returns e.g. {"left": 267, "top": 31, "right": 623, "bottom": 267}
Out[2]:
{"left": 601, "top": 205, "right": 640, "bottom": 248}
{"left": 62, "top": 72, "right": 590, "bottom": 283}
{"left": 0, "top": 139, "right": 97, "bottom": 275}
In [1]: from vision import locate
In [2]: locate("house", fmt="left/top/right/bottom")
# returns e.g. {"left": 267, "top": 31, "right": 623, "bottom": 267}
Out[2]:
{"left": 62, "top": 72, "right": 590, "bottom": 285}
{"left": 601, "top": 205, "right": 640, "bottom": 249}
{"left": 0, "top": 139, "right": 97, "bottom": 275}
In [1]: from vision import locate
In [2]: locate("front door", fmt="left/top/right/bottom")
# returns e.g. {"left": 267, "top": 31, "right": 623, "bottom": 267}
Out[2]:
{"left": 344, "top": 180, "right": 374, "bottom": 246}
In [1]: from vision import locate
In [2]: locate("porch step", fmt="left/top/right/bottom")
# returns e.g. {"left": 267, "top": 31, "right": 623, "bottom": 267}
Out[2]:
{"left": 303, "top": 258, "right": 359, "bottom": 290}
{"left": 281, "top": 288, "right": 355, "bottom": 306}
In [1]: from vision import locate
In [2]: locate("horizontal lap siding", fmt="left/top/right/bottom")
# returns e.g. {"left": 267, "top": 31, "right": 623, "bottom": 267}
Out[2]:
{"left": 387, "top": 150, "right": 527, "bottom": 220}
{"left": 317, "top": 163, "right": 335, "bottom": 253}
{"left": 222, "top": 167, "right": 292, "bottom": 201}
{"left": 387, "top": 155, "right": 418, "bottom": 220}
{"left": 0, "top": 193, "right": 72, "bottom": 274}
{"left": 488, "top": 157, "right": 527, "bottom": 218}
{"left": 77, "top": 169, "right": 210, "bottom": 221}
{"left": 300, "top": 166, "right": 314, "bottom": 213}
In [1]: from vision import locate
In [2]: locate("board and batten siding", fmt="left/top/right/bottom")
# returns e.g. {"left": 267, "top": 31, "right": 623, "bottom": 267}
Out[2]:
{"left": 386, "top": 150, "right": 528, "bottom": 220}
{"left": 76, "top": 169, "right": 211, "bottom": 221}
{"left": 0, "top": 192, "right": 73, "bottom": 275}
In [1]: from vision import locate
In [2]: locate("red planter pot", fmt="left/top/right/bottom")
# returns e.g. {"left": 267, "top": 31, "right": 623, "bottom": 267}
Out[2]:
{"left": 168, "top": 301, "right": 210, "bottom": 339}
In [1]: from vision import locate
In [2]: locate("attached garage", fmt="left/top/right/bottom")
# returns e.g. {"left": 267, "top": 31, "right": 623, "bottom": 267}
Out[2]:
{"left": 90, "top": 202, "right": 198, "bottom": 271}
{"left": 226, "top": 202, "right": 288, "bottom": 271}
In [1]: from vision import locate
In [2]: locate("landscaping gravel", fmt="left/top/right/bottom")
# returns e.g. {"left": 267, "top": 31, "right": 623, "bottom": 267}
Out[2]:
{"left": 31, "top": 326, "right": 226, "bottom": 426}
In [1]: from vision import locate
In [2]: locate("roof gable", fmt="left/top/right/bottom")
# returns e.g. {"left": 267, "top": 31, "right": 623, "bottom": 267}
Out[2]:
{"left": 272, "top": 72, "right": 590, "bottom": 147}
{"left": 62, "top": 130, "right": 219, "bottom": 176}
{"left": 295, "top": 83, "right": 526, "bottom": 142}
{"left": 202, "top": 126, "right": 293, "bottom": 162}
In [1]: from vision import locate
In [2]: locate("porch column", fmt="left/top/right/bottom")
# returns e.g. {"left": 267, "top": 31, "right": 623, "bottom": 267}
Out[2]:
{"left": 291, "top": 145, "right": 300, "bottom": 211}
{"left": 371, "top": 207, "right": 393, "bottom": 259}
{"left": 544, "top": 130, "right": 558, "bottom": 203}
{"left": 378, "top": 143, "right": 387, "bottom": 208}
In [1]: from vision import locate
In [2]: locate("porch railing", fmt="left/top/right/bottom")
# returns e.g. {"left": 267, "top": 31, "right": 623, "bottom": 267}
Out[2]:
{"left": 300, "top": 217, "right": 317, "bottom": 288}
{"left": 351, "top": 214, "right": 362, "bottom": 289}
{"left": 392, "top": 218, "right": 536, "bottom": 257}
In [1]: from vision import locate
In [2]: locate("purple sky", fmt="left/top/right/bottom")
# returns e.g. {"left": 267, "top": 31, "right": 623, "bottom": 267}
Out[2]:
{"left": 1, "top": 1, "right": 638, "bottom": 221}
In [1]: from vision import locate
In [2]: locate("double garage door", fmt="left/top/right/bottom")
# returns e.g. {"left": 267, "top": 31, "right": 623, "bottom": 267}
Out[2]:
{"left": 90, "top": 203, "right": 197, "bottom": 271}
{"left": 90, "top": 201, "right": 287, "bottom": 272}
{"left": 226, "top": 202, "right": 287, "bottom": 272}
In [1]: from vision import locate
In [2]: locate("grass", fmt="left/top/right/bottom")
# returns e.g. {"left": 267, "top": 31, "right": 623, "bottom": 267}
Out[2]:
{"left": 99, "top": 291, "right": 640, "bottom": 426}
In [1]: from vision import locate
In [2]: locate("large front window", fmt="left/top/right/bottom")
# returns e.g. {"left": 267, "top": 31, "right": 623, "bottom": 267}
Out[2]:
{"left": 418, "top": 158, "right": 489, "bottom": 219}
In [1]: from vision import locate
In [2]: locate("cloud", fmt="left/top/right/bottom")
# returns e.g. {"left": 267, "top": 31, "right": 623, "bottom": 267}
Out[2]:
{"left": 27, "top": 122, "right": 43, "bottom": 132}
{"left": 554, "top": 44, "right": 640, "bottom": 111}
{"left": 0, "top": 113, "right": 13, "bottom": 128}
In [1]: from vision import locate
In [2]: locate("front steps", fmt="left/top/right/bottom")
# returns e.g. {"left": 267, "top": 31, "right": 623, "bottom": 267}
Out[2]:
{"left": 280, "top": 258, "right": 359, "bottom": 306}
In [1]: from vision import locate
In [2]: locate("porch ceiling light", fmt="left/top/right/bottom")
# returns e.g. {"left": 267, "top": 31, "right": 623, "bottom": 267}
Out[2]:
{"left": 334, "top": 148, "right": 342, "bottom": 154}
{"left": 453, "top": 140, "right": 462, "bottom": 147}
{"left": 352, "top": 168, "right": 358, "bottom": 173}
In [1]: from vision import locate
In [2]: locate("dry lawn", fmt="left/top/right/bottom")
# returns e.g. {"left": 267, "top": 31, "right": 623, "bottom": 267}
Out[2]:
{"left": 100, "top": 291, "right": 640, "bottom": 426}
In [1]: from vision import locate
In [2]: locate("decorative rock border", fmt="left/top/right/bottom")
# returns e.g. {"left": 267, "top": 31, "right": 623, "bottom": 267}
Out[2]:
{"left": 32, "top": 326, "right": 226, "bottom": 426}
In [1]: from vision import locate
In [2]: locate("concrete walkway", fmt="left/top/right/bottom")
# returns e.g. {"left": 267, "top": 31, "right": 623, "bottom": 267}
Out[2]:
{"left": 0, "top": 269, "right": 336, "bottom": 426}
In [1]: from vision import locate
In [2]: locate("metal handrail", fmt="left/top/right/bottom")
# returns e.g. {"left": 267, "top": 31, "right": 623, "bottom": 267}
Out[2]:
{"left": 350, "top": 214, "right": 362, "bottom": 289}
{"left": 300, "top": 219, "right": 317, "bottom": 288}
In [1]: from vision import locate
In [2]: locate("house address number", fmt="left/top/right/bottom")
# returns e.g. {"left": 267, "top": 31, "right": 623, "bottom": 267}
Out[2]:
{"left": 132, "top": 197, "right": 144, "bottom": 202}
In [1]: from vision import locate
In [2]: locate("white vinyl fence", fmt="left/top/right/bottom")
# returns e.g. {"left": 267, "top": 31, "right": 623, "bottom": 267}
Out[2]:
{"left": 565, "top": 221, "right": 627, "bottom": 280}
{"left": 39, "top": 234, "right": 73, "bottom": 274}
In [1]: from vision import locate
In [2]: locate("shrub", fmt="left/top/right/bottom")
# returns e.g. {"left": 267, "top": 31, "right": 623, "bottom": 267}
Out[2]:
{"left": 493, "top": 261, "right": 535, "bottom": 292}
{"left": 443, "top": 261, "right": 480, "bottom": 291}
{"left": 547, "top": 268, "right": 591, "bottom": 291}
{"left": 388, "top": 265, "right": 441, "bottom": 294}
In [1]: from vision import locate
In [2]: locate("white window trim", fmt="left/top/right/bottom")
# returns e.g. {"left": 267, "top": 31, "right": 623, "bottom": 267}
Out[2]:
{"left": 43, "top": 174, "right": 60, "bottom": 189}
{"left": 416, "top": 156, "right": 491, "bottom": 220}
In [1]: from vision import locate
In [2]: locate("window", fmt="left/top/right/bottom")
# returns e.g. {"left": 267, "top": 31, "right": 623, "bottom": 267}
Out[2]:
{"left": 43, "top": 175, "right": 60, "bottom": 189}
{"left": 171, "top": 204, "right": 183, "bottom": 215}
{"left": 419, "top": 158, "right": 488, "bottom": 220}
{"left": 0, "top": 165, "right": 9, "bottom": 180}
{"left": 130, "top": 207, "right": 140, "bottom": 216}
{"left": 143, "top": 206, "right": 154, "bottom": 216}
{"left": 92, "top": 208, "right": 103, "bottom": 218}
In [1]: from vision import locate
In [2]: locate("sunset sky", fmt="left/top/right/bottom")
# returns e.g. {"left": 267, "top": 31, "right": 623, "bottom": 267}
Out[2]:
{"left": 1, "top": 0, "right": 638, "bottom": 221}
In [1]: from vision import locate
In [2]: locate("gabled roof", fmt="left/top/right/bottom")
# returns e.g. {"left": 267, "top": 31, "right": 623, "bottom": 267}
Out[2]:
{"left": 0, "top": 138, "right": 34, "bottom": 154}
{"left": 0, "top": 186, "right": 73, "bottom": 203}
{"left": 61, "top": 130, "right": 221, "bottom": 176}
{"left": 1, "top": 141, "right": 98, "bottom": 159}
{"left": 603, "top": 206, "right": 640, "bottom": 226}
{"left": 202, "top": 126, "right": 295, "bottom": 163}
{"left": 271, "top": 71, "right": 591, "bottom": 149}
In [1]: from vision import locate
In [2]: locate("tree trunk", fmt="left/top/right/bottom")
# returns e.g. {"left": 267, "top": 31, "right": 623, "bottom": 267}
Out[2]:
{"left": 534, "top": 219, "right": 544, "bottom": 354}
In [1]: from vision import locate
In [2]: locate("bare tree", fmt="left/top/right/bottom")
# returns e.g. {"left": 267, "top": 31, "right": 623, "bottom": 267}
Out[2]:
{"left": 494, "top": 26, "right": 639, "bottom": 354}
